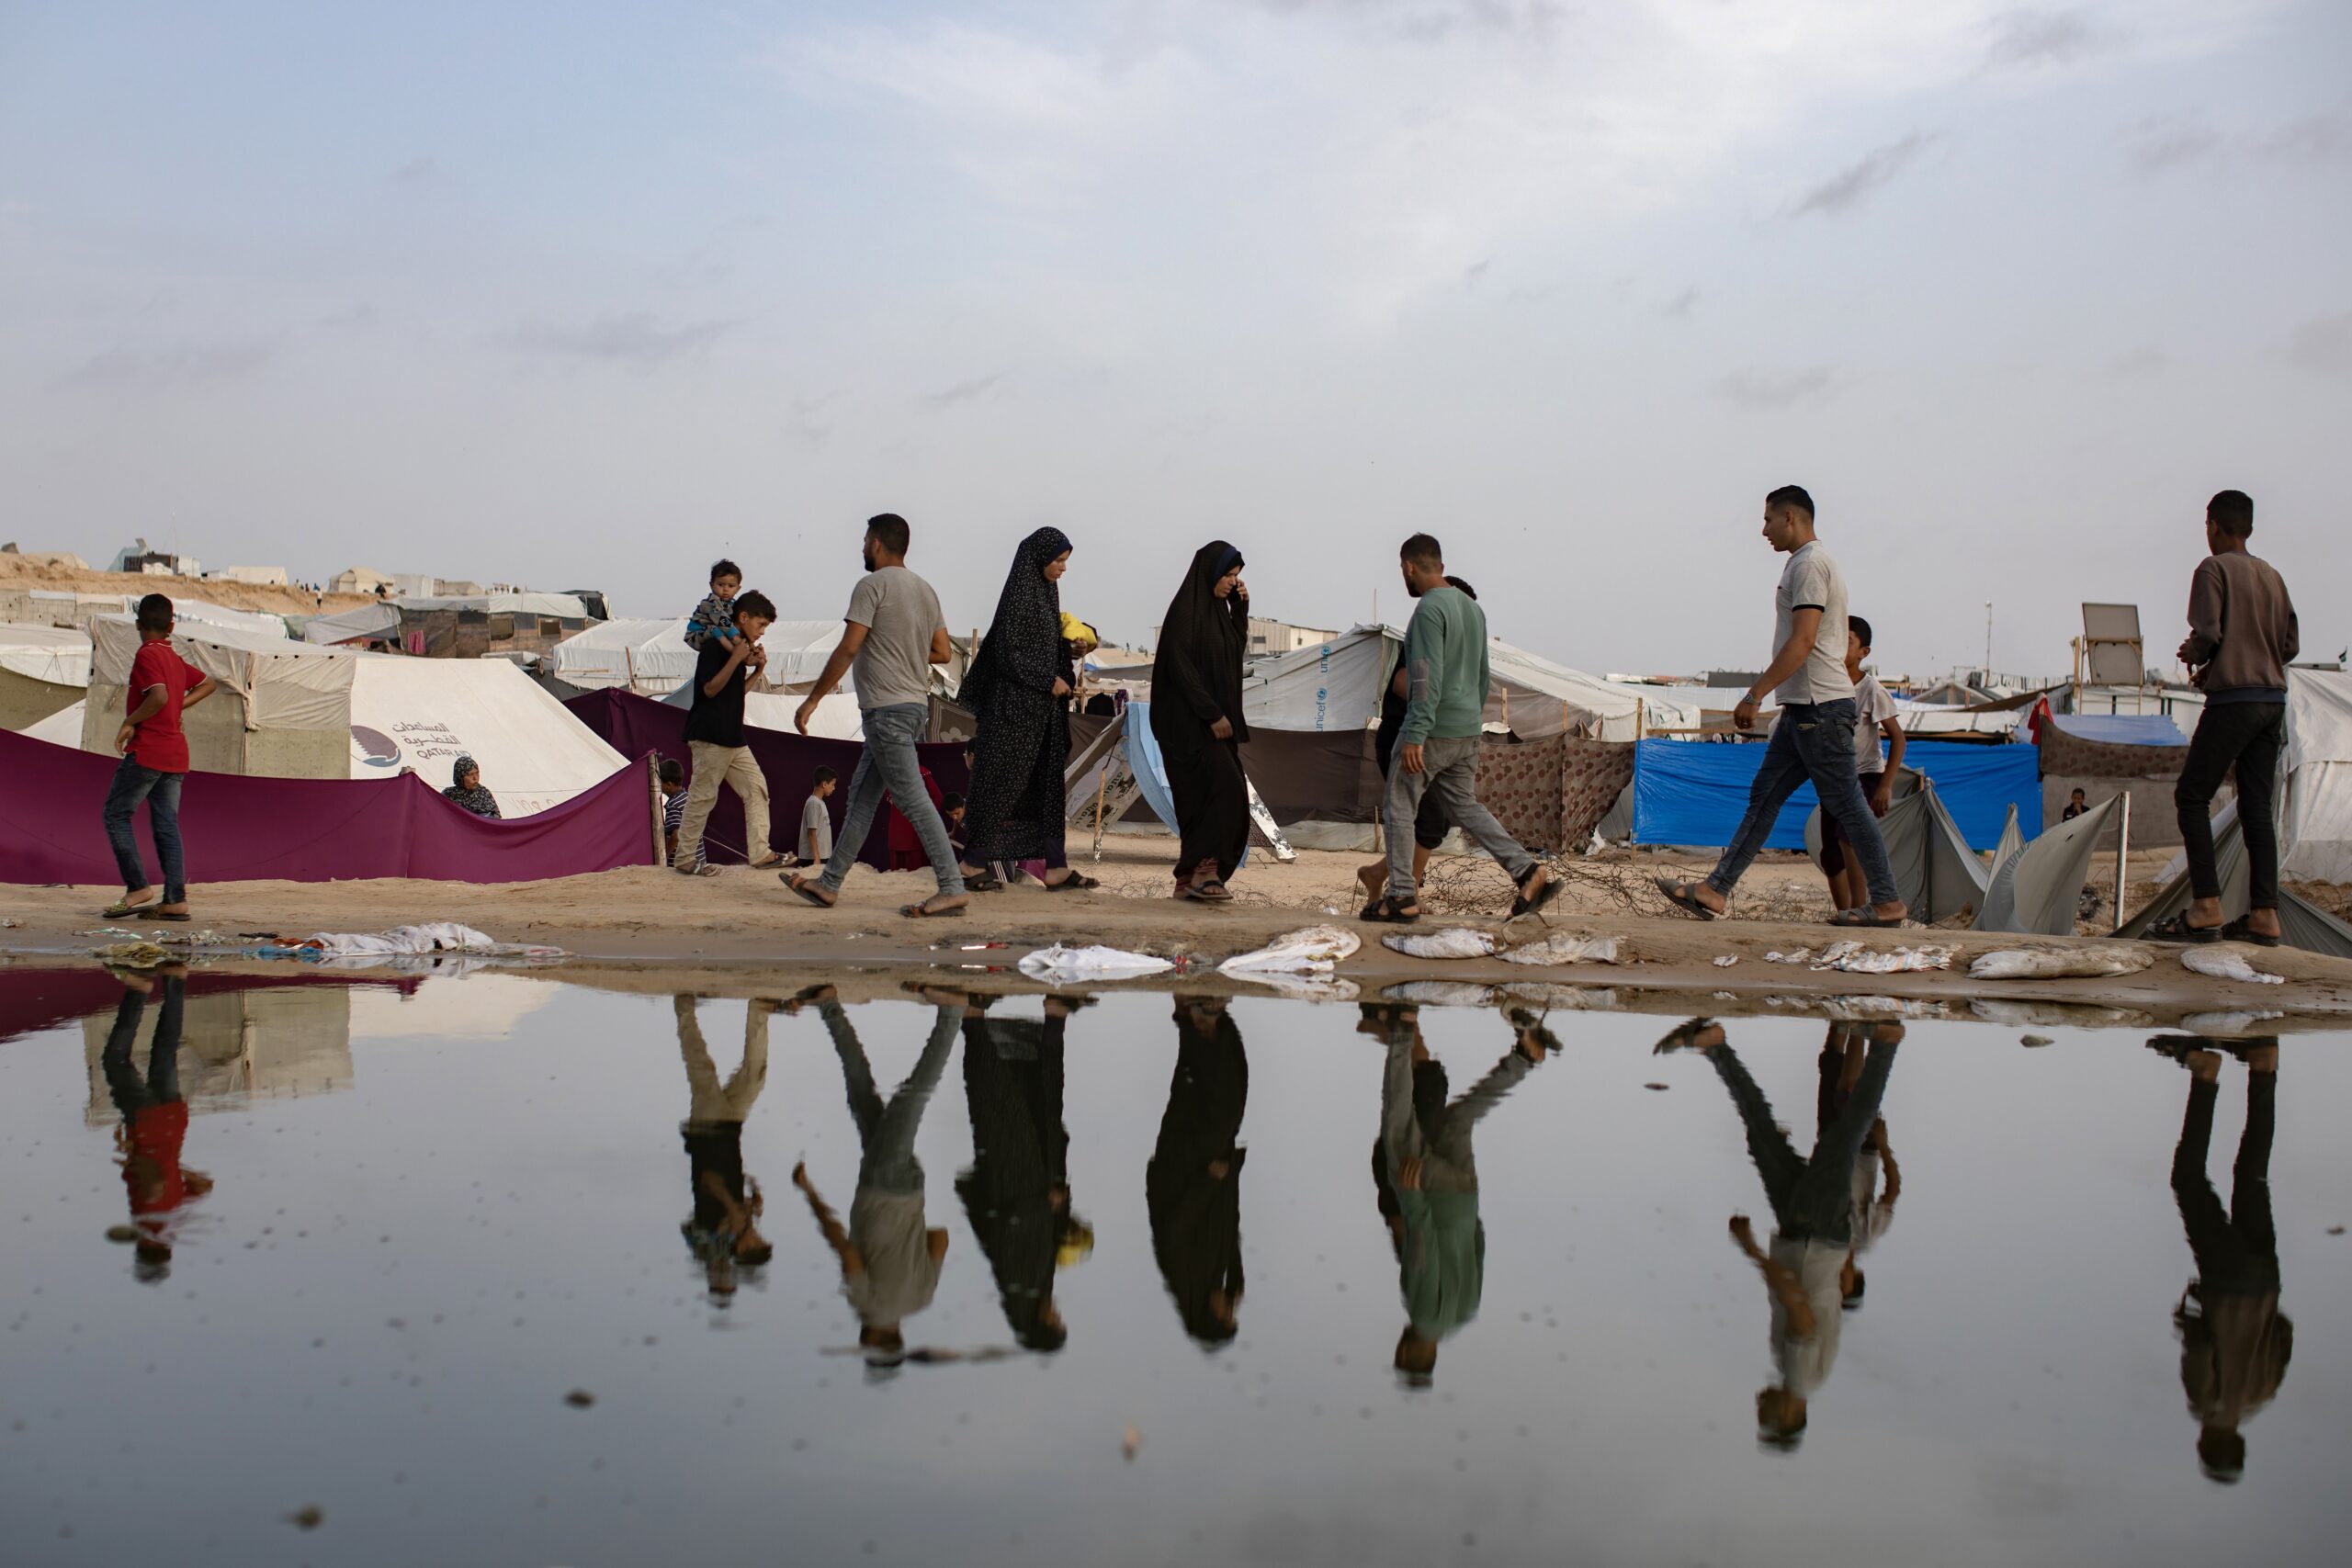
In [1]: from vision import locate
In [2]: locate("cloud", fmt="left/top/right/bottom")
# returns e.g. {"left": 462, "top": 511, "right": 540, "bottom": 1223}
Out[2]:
{"left": 54, "top": 337, "right": 273, "bottom": 391}
{"left": 1658, "top": 286, "right": 1700, "bottom": 321}
{"left": 317, "top": 302, "right": 382, "bottom": 331}
{"left": 499, "top": 312, "right": 735, "bottom": 367}
{"left": 2123, "top": 113, "right": 2222, "bottom": 173}
{"left": 2127, "top": 109, "right": 2344, "bottom": 175}
{"left": 1983, "top": 7, "right": 2114, "bottom": 71}
{"left": 1716, "top": 366, "right": 1838, "bottom": 411}
{"left": 2106, "top": 344, "right": 2170, "bottom": 378}
{"left": 390, "top": 155, "right": 439, "bottom": 185}
{"left": 925, "top": 371, "right": 1005, "bottom": 408}
{"left": 2286, "top": 310, "right": 2352, "bottom": 376}
{"left": 2250, "top": 113, "right": 2347, "bottom": 164}
{"left": 1788, "top": 131, "right": 1939, "bottom": 218}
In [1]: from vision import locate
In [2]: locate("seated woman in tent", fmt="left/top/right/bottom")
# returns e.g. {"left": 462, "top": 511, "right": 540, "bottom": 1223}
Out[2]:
{"left": 442, "top": 754, "right": 502, "bottom": 819}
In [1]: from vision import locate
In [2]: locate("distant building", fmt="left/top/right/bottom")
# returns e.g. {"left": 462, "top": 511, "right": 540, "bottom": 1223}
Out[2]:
{"left": 331, "top": 567, "right": 398, "bottom": 595}
{"left": 107, "top": 537, "right": 198, "bottom": 576}
{"left": 1248, "top": 618, "right": 1336, "bottom": 656}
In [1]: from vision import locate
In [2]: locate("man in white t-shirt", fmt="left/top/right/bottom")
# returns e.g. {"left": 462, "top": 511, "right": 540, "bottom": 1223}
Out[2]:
{"left": 783, "top": 513, "right": 967, "bottom": 919}
{"left": 1657, "top": 486, "right": 1908, "bottom": 928}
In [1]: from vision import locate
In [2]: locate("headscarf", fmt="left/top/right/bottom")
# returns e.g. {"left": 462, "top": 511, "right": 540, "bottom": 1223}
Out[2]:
{"left": 441, "top": 754, "right": 502, "bottom": 819}
{"left": 1150, "top": 540, "right": 1250, "bottom": 743}
{"left": 963, "top": 526, "right": 1071, "bottom": 706}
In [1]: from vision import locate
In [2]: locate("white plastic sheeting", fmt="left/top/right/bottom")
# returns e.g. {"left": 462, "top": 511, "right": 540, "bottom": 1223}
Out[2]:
{"left": 0, "top": 623, "right": 91, "bottom": 686}
{"left": 1017, "top": 944, "right": 1174, "bottom": 983}
{"left": 301, "top": 603, "right": 401, "bottom": 646}
{"left": 393, "top": 592, "right": 591, "bottom": 618}
{"left": 549, "top": 617, "right": 699, "bottom": 694}
{"left": 346, "top": 657, "right": 627, "bottom": 816}
{"left": 23, "top": 698, "right": 85, "bottom": 745}
{"left": 90, "top": 615, "right": 354, "bottom": 729}
{"left": 2284, "top": 668, "right": 2352, "bottom": 882}
{"left": 1974, "top": 794, "right": 2120, "bottom": 937}
{"left": 1240, "top": 623, "right": 1652, "bottom": 739}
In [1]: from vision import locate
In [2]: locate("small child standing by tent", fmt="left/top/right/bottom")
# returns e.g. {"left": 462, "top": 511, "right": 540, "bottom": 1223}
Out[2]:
{"left": 1817, "top": 615, "right": 1904, "bottom": 914}
{"left": 683, "top": 558, "right": 743, "bottom": 653}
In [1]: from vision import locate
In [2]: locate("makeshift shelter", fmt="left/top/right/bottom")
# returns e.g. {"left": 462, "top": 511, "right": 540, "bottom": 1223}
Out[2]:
{"left": 4, "top": 728, "right": 657, "bottom": 886}
{"left": 1057, "top": 703, "right": 1294, "bottom": 863}
{"left": 81, "top": 618, "right": 628, "bottom": 815}
{"left": 1801, "top": 772, "right": 1990, "bottom": 925}
{"left": 2118, "top": 801, "right": 2352, "bottom": 959}
{"left": 2034, "top": 714, "right": 2196, "bottom": 850}
{"left": 1631, "top": 739, "right": 2040, "bottom": 852}
{"left": 301, "top": 603, "right": 402, "bottom": 648}
{"left": 390, "top": 592, "right": 593, "bottom": 660}
{"left": 2283, "top": 668, "right": 2352, "bottom": 883}
{"left": 0, "top": 623, "right": 88, "bottom": 728}
{"left": 2049, "top": 712, "right": 2187, "bottom": 747}
{"left": 548, "top": 617, "right": 699, "bottom": 695}
{"left": 1239, "top": 624, "right": 1654, "bottom": 740}
{"left": 1974, "top": 794, "right": 2119, "bottom": 936}
{"left": 563, "top": 688, "right": 969, "bottom": 870}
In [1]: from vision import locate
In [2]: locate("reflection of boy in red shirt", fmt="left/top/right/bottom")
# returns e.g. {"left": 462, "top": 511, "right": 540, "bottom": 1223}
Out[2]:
{"left": 101, "top": 967, "right": 211, "bottom": 1282}
{"left": 101, "top": 594, "right": 217, "bottom": 922}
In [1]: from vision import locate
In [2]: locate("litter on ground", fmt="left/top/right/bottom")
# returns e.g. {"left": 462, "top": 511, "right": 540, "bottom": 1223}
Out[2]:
{"left": 1017, "top": 944, "right": 1175, "bottom": 983}
{"left": 1381, "top": 929, "right": 1498, "bottom": 961}
{"left": 1499, "top": 933, "right": 1621, "bottom": 966}
{"left": 2180, "top": 948, "right": 2285, "bottom": 986}
{"left": 1968, "top": 947, "right": 2156, "bottom": 980}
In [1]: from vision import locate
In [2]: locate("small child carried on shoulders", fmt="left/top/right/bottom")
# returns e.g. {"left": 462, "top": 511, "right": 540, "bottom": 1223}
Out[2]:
{"left": 684, "top": 558, "right": 744, "bottom": 653}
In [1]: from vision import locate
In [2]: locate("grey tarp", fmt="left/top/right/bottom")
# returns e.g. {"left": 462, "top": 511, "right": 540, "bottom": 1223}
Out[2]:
{"left": 1975, "top": 795, "right": 2120, "bottom": 936}
{"left": 1990, "top": 805, "right": 2024, "bottom": 883}
{"left": 1804, "top": 772, "right": 1991, "bottom": 925}
{"left": 2117, "top": 804, "right": 2352, "bottom": 958}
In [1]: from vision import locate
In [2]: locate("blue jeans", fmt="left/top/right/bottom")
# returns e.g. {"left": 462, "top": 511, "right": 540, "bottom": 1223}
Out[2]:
{"left": 820, "top": 703, "right": 966, "bottom": 897}
{"left": 1706, "top": 700, "right": 1898, "bottom": 908}
{"left": 103, "top": 757, "right": 187, "bottom": 903}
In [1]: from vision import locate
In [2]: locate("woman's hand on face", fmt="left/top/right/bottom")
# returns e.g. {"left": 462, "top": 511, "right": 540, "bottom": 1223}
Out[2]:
{"left": 1211, "top": 716, "right": 1234, "bottom": 740}
{"left": 1233, "top": 578, "right": 1249, "bottom": 605}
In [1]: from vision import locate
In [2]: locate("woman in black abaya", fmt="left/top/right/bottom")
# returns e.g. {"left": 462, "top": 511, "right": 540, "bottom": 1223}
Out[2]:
{"left": 1149, "top": 542, "right": 1251, "bottom": 901}
{"left": 955, "top": 1000, "right": 1090, "bottom": 1352}
{"left": 1147, "top": 997, "right": 1249, "bottom": 1348}
{"left": 959, "top": 526, "right": 1093, "bottom": 890}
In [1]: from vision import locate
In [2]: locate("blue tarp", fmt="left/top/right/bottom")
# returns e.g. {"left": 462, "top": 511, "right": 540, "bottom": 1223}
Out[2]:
{"left": 2048, "top": 712, "right": 2188, "bottom": 747}
{"left": 1632, "top": 739, "right": 2041, "bottom": 852}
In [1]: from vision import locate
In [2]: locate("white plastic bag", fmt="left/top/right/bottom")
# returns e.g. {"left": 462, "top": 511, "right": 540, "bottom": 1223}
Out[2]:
{"left": 2181, "top": 948, "right": 2284, "bottom": 986}
{"left": 1016, "top": 944, "right": 1174, "bottom": 983}
{"left": 1380, "top": 929, "right": 1499, "bottom": 960}
{"left": 1967, "top": 947, "right": 2154, "bottom": 980}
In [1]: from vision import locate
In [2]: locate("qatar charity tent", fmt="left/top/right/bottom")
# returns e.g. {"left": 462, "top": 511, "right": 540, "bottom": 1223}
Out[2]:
{"left": 81, "top": 617, "right": 627, "bottom": 816}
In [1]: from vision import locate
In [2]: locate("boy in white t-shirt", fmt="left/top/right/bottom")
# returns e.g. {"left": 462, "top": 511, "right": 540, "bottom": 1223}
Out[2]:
{"left": 1819, "top": 615, "right": 1905, "bottom": 914}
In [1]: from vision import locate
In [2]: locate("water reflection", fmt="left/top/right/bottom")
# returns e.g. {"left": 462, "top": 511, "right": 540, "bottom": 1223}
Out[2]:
{"left": 97, "top": 967, "right": 212, "bottom": 1282}
{"left": 2154, "top": 1034, "right": 2292, "bottom": 1483}
{"left": 1362, "top": 1000, "right": 1555, "bottom": 1384}
{"left": 1148, "top": 997, "right": 1250, "bottom": 1348}
{"left": 958, "top": 993, "right": 1091, "bottom": 1353}
{"left": 674, "top": 993, "right": 775, "bottom": 1302}
{"left": 796, "top": 990, "right": 960, "bottom": 1368}
{"left": 1657, "top": 1017, "right": 1902, "bottom": 1449}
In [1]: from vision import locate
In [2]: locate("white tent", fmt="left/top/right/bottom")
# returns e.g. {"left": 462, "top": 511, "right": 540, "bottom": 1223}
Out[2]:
{"left": 24, "top": 698, "right": 85, "bottom": 746}
{"left": 393, "top": 592, "right": 591, "bottom": 619}
{"left": 744, "top": 690, "right": 866, "bottom": 740}
{"left": 2284, "top": 668, "right": 2352, "bottom": 882}
{"left": 1241, "top": 624, "right": 1658, "bottom": 740}
{"left": 553, "top": 616, "right": 854, "bottom": 695}
{"left": 0, "top": 623, "right": 91, "bottom": 686}
{"left": 302, "top": 603, "right": 402, "bottom": 646}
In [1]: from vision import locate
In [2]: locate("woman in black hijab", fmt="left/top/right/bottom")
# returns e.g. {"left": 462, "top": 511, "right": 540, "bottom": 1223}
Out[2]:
{"left": 1149, "top": 542, "right": 1250, "bottom": 900}
{"left": 442, "top": 755, "right": 501, "bottom": 819}
{"left": 958, "top": 526, "right": 1093, "bottom": 890}
{"left": 955, "top": 998, "right": 1090, "bottom": 1352}
{"left": 1148, "top": 998, "right": 1249, "bottom": 1348}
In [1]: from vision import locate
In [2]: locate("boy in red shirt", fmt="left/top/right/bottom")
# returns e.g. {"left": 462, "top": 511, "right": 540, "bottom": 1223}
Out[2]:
{"left": 103, "top": 594, "right": 217, "bottom": 921}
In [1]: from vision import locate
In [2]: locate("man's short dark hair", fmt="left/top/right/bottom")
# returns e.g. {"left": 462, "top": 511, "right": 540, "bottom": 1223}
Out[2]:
{"left": 709, "top": 558, "right": 741, "bottom": 582}
{"left": 1399, "top": 533, "right": 1443, "bottom": 570}
{"left": 2208, "top": 490, "right": 2254, "bottom": 538}
{"left": 866, "top": 513, "right": 912, "bottom": 556}
{"left": 660, "top": 757, "right": 685, "bottom": 784}
{"left": 1848, "top": 615, "right": 1872, "bottom": 650}
{"left": 1766, "top": 485, "right": 1815, "bottom": 518}
{"left": 135, "top": 593, "right": 174, "bottom": 632}
{"left": 2071, "top": 787, "right": 2086, "bottom": 799}
{"left": 813, "top": 765, "right": 837, "bottom": 785}
{"left": 734, "top": 590, "right": 777, "bottom": 621}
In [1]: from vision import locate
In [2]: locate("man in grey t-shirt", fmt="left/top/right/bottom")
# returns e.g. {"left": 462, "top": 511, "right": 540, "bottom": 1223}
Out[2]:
{"left": 784, "top": 513, "right": 967, "bottom": 918}
{"left": 1657, "top": 486, "right": 1908, "bottom": 927}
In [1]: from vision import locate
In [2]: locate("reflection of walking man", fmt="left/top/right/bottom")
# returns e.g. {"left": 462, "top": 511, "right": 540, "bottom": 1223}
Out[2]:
{"left": 2153, "top": 1035, "right": 2291, "bottom": 1483}
{"left": 794, "top": 993, "right": 960, "bottom": 1365}
{"left": 102, "top": 965, "right": 211, "bottom": 1282}
{"left": 675, "top": 994, "right": 775, "bottom": 1302}
{"left": 1362, "top": 1002, "right": 1551, "bottom": 1382}
{"left": 1659, "top": 1018, "right": 1900, "bottom": 1448}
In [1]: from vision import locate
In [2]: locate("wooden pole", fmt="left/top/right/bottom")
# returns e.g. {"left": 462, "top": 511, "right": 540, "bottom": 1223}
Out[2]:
{"left": 2113, "top": 792, "right": 2132, "bottom": 932}
{"left": 648, "top": 756, "right": 665, "bottom": 867}
{"left": 624, "top": 644, "right": 637, "bottom": 694}
{"left": 1091, "top": 757, "right": 1110, "bottom": 863}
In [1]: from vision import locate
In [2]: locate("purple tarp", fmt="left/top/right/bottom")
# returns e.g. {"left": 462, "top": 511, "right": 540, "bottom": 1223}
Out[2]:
{"left": 563, "top": 689, "right": 971, "bottom": 870}
{"left": 2, "top": 727, "right": 657, "bottom": 887}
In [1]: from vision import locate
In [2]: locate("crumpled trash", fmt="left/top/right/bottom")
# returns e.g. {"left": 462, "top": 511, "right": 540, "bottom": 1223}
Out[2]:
{"left": 1765, "top": 949, "right": 1814, "bottom": 965}
{"left": 1968, "top": 947, "right": 2155, "bottom": 980}
{"left": 2181, "top": 948, "right": 2284, "bottom": 986}
{"left": 91, "top": 941, "right": 175, "bottom": 968}
{"left": 1499, "top": 933, "right": 1621, "bottom": 967}
{"left": 1219, "top": 926, "right": 1360, "bottom": 980}
{"left": 300, "top": 922, "right": 513, "bottom": 957}
{"left": 1017, "top": 943, "right": 1174, "bottom": 983}
{"left": 1808, "top": 942, "right": 1951, "bottom": 975}
{"left": 1381, "top": 929, "right": 1498, "bottom": 960}
{"left": 1712, "top": 955, "right": 1738, "bottom": 968}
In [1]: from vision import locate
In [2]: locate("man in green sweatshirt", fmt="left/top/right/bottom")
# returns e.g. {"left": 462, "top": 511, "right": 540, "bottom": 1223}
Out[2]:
{"left": 1365, "top": 534, "right": 1558, "bottom": 922}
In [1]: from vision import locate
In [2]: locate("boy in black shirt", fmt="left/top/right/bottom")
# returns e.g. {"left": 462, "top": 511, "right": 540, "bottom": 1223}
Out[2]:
{"left": 674, "top": 591, "right": 781, "bottom": 874}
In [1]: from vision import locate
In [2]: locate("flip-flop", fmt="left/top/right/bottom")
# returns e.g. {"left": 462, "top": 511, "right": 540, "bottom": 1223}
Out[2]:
{"left": 1191, "top": 880, "right": 1235, "bottom": 903}
{"left": 1359, "top": 896, "right": 1420, "bottom": 924}
{"left": 900, "top": 897, "right": 968, "bottom": 919}
{"left": 2220, "top": 918, "right": 2282, "bottom": 949}
{"left": 782, "top": 874, "right": 836, "bottom": 909}
{"left": 1044, "top": 873, "right": 1099, "bottom": 892}
{"left": 961, "top": 871, "right": 1004, "bottom": 893}
{"left": 1827, "top": 907, "right": 1905, "bottom": 929}
{"left": 2144, "top": 913, "right": 2221, "bottom": 944}
{"left": 677, "top": 863, "right": 722, "bottom": 878}
{"left": 1510, "top": 867, "right": 1562, "bottom": 919}
{"left": 1655, "top": 877, "right": 1719, "bottom": 921}
{"left": 101, "top": 900, "right": 160, "bottom": 919}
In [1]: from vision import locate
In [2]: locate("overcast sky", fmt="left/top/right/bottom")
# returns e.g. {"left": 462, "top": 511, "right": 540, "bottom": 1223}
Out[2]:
{"left": 2, "top": 1, "right": 2345, "bottom": 678}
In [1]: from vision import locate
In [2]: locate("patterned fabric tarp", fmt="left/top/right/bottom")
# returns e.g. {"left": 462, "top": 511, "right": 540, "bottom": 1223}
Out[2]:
{"left": 1473, "top": 736, "right": 1635, "bottom": 853}
{"left": 2036, "top": 724, "right": 2188, "bottom": 781}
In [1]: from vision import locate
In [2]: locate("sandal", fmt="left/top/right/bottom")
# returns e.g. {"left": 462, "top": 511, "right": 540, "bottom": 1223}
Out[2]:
{"left": 2220, "top": 917, "right": 2281, "bottom": 949}
{"left": 2144, "top": 913, "right": 2221, "bottom": 944}
{"left": 1509, "top": 866, "right": 1562, "bottom": 919}
{"left": 677, "top": 863, "right": 723, "bottom": 878}
{"left": 1044, "top": 872, "right": 1099, "bottom": 892}
{"left": 900, "top": 896, "right": 968, "bottom": 919}
{"left": 1359, "top": 895, "right": 1421, "bottom": 924}
{"left": 1190, "top": 880, "right": 1235, "bottom": 903}
{"left": 101, "top": 899, "right": 160, "bottom": 919}
{"left": 1827, "top": 907, "right": 1905, "bottom": 928}
{"left": 1655, "top": 877, "right": 1719, "bottom": 921}
{"left": 782, "top": 874, "right": 837, "bottom": 908}
{"left": 961, "top": 871, "right": 1004, "bottom": 893}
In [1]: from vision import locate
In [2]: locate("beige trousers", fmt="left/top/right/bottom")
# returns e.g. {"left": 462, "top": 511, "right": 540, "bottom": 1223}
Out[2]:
{"left": 675, "top": 740, "right": 772, "bottom": 868}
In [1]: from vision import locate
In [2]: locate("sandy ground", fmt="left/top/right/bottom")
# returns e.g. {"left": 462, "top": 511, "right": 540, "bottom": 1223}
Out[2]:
{"left": 6, "top": 841, "right": 2349, "bottom": 1031}
{"left": 0, "top": 554, "right": 372, "bottom": 618}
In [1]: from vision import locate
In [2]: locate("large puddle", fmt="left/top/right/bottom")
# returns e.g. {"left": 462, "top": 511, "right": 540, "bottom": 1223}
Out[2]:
{"left": 3, "top": 965, "right": 2345, "bottom": 1565}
